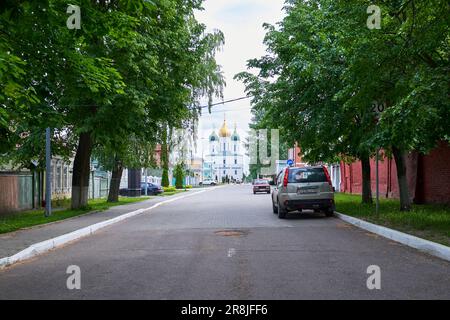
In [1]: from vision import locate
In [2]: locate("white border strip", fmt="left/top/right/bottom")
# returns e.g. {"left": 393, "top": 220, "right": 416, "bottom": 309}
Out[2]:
{"left": 0, "top": 188, "right": 214, "bottom": 269}
{"left": 335, "top": 212, "right": 450, "bottom": 262}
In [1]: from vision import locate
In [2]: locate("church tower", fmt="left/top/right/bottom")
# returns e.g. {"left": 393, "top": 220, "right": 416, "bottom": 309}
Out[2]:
{"left": 209, "top": 130, "right": 219, "bottom": 155}
{"left": 205, "top": 115, "right": 244, "bottom": 183}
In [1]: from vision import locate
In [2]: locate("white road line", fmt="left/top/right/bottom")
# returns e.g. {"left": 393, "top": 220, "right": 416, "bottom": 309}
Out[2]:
{"left": 228, "top": 248, "right": 236, "bottom": 258}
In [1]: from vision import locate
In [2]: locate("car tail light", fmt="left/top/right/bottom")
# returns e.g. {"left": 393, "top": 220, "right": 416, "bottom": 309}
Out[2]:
{"left": 283, "top": 167, "right": 289, "bottom": 187}
{"left": 322, "top": 166, "right": 332, "bottom": 187}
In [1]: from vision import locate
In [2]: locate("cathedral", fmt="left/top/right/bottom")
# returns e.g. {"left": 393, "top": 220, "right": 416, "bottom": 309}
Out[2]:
{"left": 203, "top": 118, "right": 244, "bottom": 182}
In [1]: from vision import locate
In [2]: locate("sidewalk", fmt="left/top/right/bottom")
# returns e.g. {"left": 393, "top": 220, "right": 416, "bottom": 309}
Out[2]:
{"left": 0, "top": 193, "right": 191, "bottom": 259}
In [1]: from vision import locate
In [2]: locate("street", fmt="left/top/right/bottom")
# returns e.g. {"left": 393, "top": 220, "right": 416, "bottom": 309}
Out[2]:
{"left": 0, "top": 185, "right": 449, "bottom": 300}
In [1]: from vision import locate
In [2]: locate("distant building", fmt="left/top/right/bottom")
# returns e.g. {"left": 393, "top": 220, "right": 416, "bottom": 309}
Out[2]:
{"left": 204, "top": 118, "right": 244, "bottom": 182}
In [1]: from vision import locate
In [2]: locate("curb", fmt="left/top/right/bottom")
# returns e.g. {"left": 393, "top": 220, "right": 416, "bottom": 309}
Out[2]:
{"left": 335, "top": 212, "right": 450, "bottom": 262}
{"left": 0, "top": 189, "right": 212, "bottom": 269}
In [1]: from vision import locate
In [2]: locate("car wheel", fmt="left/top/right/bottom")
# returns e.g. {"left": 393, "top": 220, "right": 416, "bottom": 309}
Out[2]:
{"left": 277, "top": 199, "right": 287, "bottom": 219}
{"left": 325, "top": 208, "right": 334, "bottom": 217}
{"left": 272, "top": 201, "right": 278, "bottom": 214}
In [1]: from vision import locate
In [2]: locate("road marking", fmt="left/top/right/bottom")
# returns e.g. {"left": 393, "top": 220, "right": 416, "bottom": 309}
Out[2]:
{"left": 228, "top": 248, "right": 236, "bottom": 258}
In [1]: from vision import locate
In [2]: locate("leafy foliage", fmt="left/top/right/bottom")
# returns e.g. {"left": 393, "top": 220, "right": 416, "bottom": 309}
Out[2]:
{"left": 236, "top": 0, "right": 449, "bottom": 209}
{"left": 1, "top": 0, "right": 224, "bottom": 207}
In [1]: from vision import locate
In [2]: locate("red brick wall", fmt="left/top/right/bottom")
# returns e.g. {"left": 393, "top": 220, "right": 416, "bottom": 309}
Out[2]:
{"left": 340, "top": 142, "right": 450, "bottom": 204}
{"left": 419, "top": 141, "right": 450, "bottom": 204}
{"left": 288, "top": 145, "right": 305, "bottom": 167}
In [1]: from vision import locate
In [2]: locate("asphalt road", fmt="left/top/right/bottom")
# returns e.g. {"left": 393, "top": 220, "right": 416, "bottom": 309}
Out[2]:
{"left": 0, "top": 185, "right": 449, "bottom": 299}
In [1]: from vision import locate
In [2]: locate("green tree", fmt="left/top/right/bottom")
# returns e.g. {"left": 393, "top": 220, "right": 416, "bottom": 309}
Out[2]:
{"left": 237, "top": 0, "right": 449, "bottom": 210}
{"left": 174, "top": 163, "right": 184, "bottom": 189}
{"left": 160, "top": 126, "right": 170, "bottom": 188}
{"left": 2, "top": 0, "right": 224, "bottom": 210}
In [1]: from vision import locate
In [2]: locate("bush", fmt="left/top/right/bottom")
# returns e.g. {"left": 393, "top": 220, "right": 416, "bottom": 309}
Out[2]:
{"left": 185, "top": 185, "right": 193, "bottom": 189}
{"left": 163, "top": 186, "right": 176, "bottom": 192}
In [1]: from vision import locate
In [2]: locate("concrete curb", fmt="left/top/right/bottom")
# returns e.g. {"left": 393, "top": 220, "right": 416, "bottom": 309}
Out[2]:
{"left": 335, "top": 212, "right": 450, "bottom": 262}
{"left": 0, "top": 189, "right": 212, "bottom": 269}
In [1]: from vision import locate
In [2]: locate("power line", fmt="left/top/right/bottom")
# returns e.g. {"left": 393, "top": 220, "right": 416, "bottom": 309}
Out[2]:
{"left": 200, "top": 96, "right": 252, "bottom": 109}
{"left": 207, "top": 106, "right": 252, "bottom": 114}
{"left": 59, "top": 96, "right": 253, "bottom": 109}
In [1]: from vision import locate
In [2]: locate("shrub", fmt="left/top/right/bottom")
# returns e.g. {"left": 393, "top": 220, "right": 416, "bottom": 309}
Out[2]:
{"left": 163, "top": 186, "right": 176, "bottom": 192}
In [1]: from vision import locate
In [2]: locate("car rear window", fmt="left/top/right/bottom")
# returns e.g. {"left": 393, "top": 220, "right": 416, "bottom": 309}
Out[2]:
{"left": 254, "top": 180, "right": 268, "bottom": 185}
{"left": 288, "top": 168, "right": 327, "bottom": 183}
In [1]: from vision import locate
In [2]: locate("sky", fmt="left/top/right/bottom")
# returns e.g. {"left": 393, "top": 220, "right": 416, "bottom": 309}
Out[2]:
{"left": 194, "top": 0, "right": 286, "bottom": 172}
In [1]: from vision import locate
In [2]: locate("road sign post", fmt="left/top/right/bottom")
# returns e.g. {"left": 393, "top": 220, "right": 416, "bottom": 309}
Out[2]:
{"left": 372, "top": 101, "right": 385, "bottom": 215}
{"left": 376, "top": 147, "right": 380, "bottom": 215}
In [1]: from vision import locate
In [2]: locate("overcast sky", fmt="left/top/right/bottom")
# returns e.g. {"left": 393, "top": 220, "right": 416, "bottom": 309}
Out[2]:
{"left": 194, "top": 0, "right": 286, "bottom": 172}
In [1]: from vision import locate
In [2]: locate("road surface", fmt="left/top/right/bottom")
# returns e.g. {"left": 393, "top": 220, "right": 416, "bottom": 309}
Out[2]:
{"left": 0, "top": 185, "right": 449, "bottom": 299}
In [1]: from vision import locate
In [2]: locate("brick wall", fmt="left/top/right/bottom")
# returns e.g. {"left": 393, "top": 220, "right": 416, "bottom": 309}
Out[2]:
{"left": 340, "top": 142, "right": 450, "bottom": 205}
{"left": 419, "top": 141, "right": 450, "bottom": 204}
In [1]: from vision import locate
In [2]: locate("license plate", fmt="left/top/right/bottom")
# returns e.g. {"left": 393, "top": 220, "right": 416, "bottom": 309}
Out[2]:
{"left": 297, "top": 188, "right": 318, "bottom": 194}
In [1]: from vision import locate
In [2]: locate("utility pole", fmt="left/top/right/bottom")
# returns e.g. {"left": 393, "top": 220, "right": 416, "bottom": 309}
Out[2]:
{"left": 145, "top": 168, "right": 148, "bottom": 196}
{"left": 373, "top": 101, "right": 385, "bottom": 215}
{"left": 376, "top": 147, "right": 380, "bottom": 215}
{"left": 45, "top": 127, "right": 52, "bottom": 217}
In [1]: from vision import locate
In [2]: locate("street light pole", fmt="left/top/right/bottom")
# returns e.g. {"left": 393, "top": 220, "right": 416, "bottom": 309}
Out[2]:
{"left": 45, "top": 127, "right": 52, "bottom": 217}
{"left": 376, "top": 147, "right": 380, "bottom": 215}
{"left": 373, "top": 101, "right": 385, "bottom": 215}
{"left": 145, "top": 168, "right": 148, "bottom": 196}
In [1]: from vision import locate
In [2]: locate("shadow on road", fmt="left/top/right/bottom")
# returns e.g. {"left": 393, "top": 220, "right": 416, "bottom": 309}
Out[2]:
{"left": 283, "top": 211, "right": 330, "bottom": 220}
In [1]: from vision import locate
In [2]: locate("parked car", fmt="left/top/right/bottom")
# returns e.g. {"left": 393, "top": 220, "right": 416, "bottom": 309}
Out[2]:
{"left": 253, "top": 179, "right": 271, "bottom": 194}
{"left": 141, "top": 182, "right": 164, "bottom": 195}
{"left": 200, "top": 179, "right": 216, "bottom": 186}
{"left": 271, "top": 166, "right": 335, "bottom": 219}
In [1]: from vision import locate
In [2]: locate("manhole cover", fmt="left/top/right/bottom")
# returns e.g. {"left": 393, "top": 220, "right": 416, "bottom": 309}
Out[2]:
{"left": 214, "top": 230, "right": 247, "bottom": 237}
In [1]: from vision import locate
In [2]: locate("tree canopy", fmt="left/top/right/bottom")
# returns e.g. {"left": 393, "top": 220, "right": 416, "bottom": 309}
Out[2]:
{"left": 236, "top": 0, "right": 449, "bottom": 210}
{"left": 1, "top": 0, "right": 224, "bottom": 208}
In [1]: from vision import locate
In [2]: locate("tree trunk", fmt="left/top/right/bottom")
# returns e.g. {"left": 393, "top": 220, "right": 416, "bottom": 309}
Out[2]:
{"left": 360, "top": 154, "right": 373, "bottom": 204}
{"left": 71, "top": 132, "right": 93, "bottom": 209}
{"left": 161, "top": 127, "right": 170, "bottom": 187}
{"left": 392, "top": 146, "right": 412, "bottom": 211}
{"left": 107, "top": 160, "right": 123, "bottom": 203}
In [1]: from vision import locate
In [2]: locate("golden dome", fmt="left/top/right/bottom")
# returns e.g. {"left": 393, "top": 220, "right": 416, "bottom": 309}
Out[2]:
{"left": 218, "top": 120, "right": 231, "bottom": 137}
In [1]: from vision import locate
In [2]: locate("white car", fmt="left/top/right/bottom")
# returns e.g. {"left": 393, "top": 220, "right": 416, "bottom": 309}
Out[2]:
{"left": 200, "top": 179, "right": 216, "bottom": 186}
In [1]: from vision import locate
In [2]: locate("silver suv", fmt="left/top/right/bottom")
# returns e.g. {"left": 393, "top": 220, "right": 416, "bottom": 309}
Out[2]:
{"left": 271, "top": 166, "right": 335, "bottom": 219}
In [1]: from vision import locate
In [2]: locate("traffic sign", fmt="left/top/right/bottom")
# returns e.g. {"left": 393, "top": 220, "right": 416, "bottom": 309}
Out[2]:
{"left": 287, "top": 159, "right": 294, "bottom": 166}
